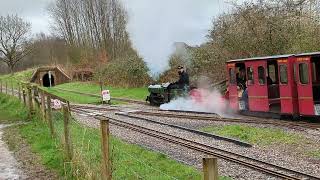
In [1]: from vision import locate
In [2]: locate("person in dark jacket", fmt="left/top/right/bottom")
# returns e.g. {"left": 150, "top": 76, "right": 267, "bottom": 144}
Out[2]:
{"left": 170, "top": 65, "right": 190, "bottom": 90}
{"left": 236, "top": 68, "right": 246, "bottom": 90}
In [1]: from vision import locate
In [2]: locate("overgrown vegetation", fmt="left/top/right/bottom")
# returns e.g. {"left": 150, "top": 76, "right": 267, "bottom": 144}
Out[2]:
{"left": 201, "top": 125, "right": 304, "bottom": 146}
{"left": 97, "top": 54, "right": 151, "bottom": 87}
{"left": 48, "top": 0, "right": 151, "bottom": 88}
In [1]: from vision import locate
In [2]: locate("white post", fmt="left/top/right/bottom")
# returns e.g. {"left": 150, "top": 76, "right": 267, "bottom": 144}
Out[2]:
{"left": 48, "top": 71, "right": 52, "bottom": 87}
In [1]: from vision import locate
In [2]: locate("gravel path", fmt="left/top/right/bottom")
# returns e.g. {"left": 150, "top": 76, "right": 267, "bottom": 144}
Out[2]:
{"left": 0, "top": 124, "right": 26, "bottom": 179}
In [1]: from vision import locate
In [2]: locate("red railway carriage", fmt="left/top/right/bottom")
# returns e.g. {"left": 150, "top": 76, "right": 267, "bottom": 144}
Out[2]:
{"left": 226, "top": 52, "right": 320, "bottom": 119}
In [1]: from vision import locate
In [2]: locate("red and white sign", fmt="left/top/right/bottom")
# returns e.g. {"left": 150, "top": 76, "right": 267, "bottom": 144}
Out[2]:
{"left": 53, "top": 99, "right": 62, "bottom": 109}
{"left": 102, "top": 90, "right": 111, "bottom": 101}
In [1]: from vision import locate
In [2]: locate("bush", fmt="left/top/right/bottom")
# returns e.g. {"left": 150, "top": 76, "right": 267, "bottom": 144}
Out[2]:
{"left": 96, "top": 54, "right": 151, "bottom": 88}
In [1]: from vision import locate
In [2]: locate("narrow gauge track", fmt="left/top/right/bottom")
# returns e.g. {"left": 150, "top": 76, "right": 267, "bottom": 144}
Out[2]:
{"left": 135, "top": 111, "right": 320, "bottom": 130}
{"left": 72, "top": 107, "right": 320, "bottom": 180}
{"left": 115, "top": 112, "right": 252, "bottom": 147}
{"left": 72, "top": 106, "right": 252, "bottom": 147}
{"left": 71, "top": 104, "right": 320, "bottom": 131}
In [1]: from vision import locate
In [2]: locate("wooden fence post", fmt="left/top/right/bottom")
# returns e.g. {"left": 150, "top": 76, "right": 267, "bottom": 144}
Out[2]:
{"left": 18, "top": 83, "right": 21, "bottom": 100}
{"left": 33, "top": 86, "right": 40, "bottom": 110}
{"left": 31, "top": 85, "right": 36, "bottom": 109}
{"left": 40, "top": 91, "right": 46, "bottom": 121}
{"left": 27, "top": 84, "right": 33, "bottom": 118}
{"left": 100, "top": 117, "right": 111, "bottom": 180}
{"left": 46, "top": 96, "right": 55, "bottom": 137}
{"left": 22, "top": 86, "right": 26, "bottom": 106}
{"left": 203, "top": 157, "right": 218, "bottom": 180}
{"left": 63, "top": 105, "right": 72, "bottom": 160}
{"left": 11, "top": 82, "right": 14, "bottom": 96}
{"left": 5, "top": 81, "right": 7, "bottom": 94}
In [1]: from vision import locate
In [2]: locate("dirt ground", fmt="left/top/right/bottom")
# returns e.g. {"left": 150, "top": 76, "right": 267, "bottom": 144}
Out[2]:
{"left": 0, "top": 124, "right": 26, "bottom": 179}
{"left": 1, "top": 124, "right": 58, "bottom": 180}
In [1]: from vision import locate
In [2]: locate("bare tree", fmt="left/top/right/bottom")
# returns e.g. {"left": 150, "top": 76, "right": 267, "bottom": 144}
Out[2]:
{"left": 0, "top": 14, "right": 32, "bottom": 74}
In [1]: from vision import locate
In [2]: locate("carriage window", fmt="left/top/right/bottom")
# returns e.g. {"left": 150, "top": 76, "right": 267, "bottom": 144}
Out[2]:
{"left": 258, "top": 66, "right": 265, "bottom": 85}
{"left": 247, "top": 67, "right": 254, "bottom": 85}
{"left": 229, "top": 68, "right": 236, "bottom": 84}
{"left": 268, "top": 64, "right": 276, "bottom": 83}
{"left": 299, "top": 63, "right": 309, "bottom": 84}
{"left": 312, "top": 62, "right": 317, "bottom": 82}
{"left": 293, "top": 63, "right": 297, "bottom": 82}
{"left": 279, "top": 65, "right": 288, "bottom": 84}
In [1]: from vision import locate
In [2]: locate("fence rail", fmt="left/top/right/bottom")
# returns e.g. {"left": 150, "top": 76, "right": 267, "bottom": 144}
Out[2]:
{"left": 0, "top": 79, "right": 219, "bottom": 180}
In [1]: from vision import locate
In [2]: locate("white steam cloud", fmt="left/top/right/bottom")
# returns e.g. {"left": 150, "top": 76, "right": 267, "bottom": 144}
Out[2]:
{"left": 121, "top": 0, "right": 235, "bottom": 74}
{"left": 160, "top": 76, "right": 234, "bottom": 117}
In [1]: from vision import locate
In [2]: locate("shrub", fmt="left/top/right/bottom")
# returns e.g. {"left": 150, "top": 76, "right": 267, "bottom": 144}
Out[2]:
{"left": 96, "top": 54, "right": 151, "bottom": 88}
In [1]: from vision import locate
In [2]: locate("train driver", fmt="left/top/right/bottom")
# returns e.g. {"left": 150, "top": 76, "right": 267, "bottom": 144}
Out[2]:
{"left": 169, "top": 65, "right": 190, "bottom": 91}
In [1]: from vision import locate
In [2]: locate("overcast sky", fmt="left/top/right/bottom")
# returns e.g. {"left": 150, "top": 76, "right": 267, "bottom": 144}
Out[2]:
{"left": 0, "top": 0, "right": 237, "bottom": 74}
{"left": 121, "top": 0, "right": 236, "bottom": 73}
{"left": 0, "top": 0, "right": 53, "bottom": 34}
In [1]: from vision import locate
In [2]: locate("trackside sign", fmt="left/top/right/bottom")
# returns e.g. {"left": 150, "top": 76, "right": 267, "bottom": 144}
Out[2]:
{"left": 102, "top": 90, "right": 111, "bottom": 101}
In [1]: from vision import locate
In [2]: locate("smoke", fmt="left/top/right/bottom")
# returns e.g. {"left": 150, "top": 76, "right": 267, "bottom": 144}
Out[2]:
{"left": 160, "top": 76, "right": 233, "bottom": 117}
{"left": 120, "top": 0, "right": 234, "bottom": 75}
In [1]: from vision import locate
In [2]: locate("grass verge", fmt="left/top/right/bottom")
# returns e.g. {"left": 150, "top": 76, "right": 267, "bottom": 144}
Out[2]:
{"left": 52, "top": 111, "right": 203, "bottom": 179}
{"left": 1, "top": 93, "right": 232, "bottom": 179}
{"left": 49, "top": 82, "right": 148, "bottom": 101}
{"left": 201, "top": 125, "right": 304, "bottom": 146}
{"left": 0, "top": 94, "right": 27, "bottom": 124}
{"left": 45, "top": 88, "right": 103, "bottom": 104}
{"left": 0, "top": 68, "right": 35, "bottom": 87}
{"left": 307, "top": 150, "right": 320, "bottom": 159}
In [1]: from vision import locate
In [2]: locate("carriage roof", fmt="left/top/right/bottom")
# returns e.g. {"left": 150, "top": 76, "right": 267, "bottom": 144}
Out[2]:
{"left": 226, "top": 51, "right": 320, "bottom": 63}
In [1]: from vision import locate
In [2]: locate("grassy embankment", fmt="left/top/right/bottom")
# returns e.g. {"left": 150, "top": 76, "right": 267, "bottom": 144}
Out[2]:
{"left": 0, "top": 93, "right": 212, "bottom": 179}
{"left": 201, "top": 125, "right": 320, "bottom": 159}
{"left": 46, "top": 82, "right": 149, "bottom": 104}
{"left": 1, "top": 70, "right": 149, "bottom": 104}
{"left": 0, "top": 68, "right": 35, "bottom": 87}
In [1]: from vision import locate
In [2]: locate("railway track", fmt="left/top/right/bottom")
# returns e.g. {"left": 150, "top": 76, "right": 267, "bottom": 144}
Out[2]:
{"left": 72, "top": 107, "right": 320, "bottom": 180}
{"left": 72, "top": 106, "right": 252, "bottom": 147}
{"left": 134, "top": 111, "right": 320, "bottom": 130}
{"left": 54, "top": 88, "right": 320, "bottom": 131}
{"left": 71, "top": 104, "right": 320, "bottom": 131}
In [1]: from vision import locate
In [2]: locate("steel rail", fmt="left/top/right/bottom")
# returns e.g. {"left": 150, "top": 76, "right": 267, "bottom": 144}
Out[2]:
{"left": 71, "top": 104, "right": 320, "bottom": 130}
{"left": 115, "top": 112, "right": 252, "bottom": 147}
{"left": 72, "top": 107, "right": 320, "bottom": 180}
{"left": 133, "top": 111, "right": 320, "bottom": 130}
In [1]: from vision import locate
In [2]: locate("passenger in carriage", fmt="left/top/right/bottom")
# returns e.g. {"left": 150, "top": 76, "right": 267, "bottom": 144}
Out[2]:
{"left": 267, "top": 75, "right": 273, "bottom": 85}
{"left": 236, "top": 68, "right": 247, "bottom": 90}
{"left": 241, "top": 80, "right": 249, "bottom": 110}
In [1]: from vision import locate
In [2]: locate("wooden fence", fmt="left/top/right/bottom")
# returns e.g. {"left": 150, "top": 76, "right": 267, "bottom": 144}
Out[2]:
{"left": 0, "top": 79, "right": 219, "bottom": 180}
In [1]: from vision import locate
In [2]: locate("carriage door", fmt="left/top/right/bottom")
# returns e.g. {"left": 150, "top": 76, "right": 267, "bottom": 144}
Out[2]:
{"left": 296, "top": 56, "right": 314, "bottom": 115}
{"left": 277, "top": 58, "right": 299, "bottom": 115}
{"left": 251, "top": 61, "right": 269, "bottom": 112}
{"left": 227, "top": 63, "right": 238, "bottom": 110}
